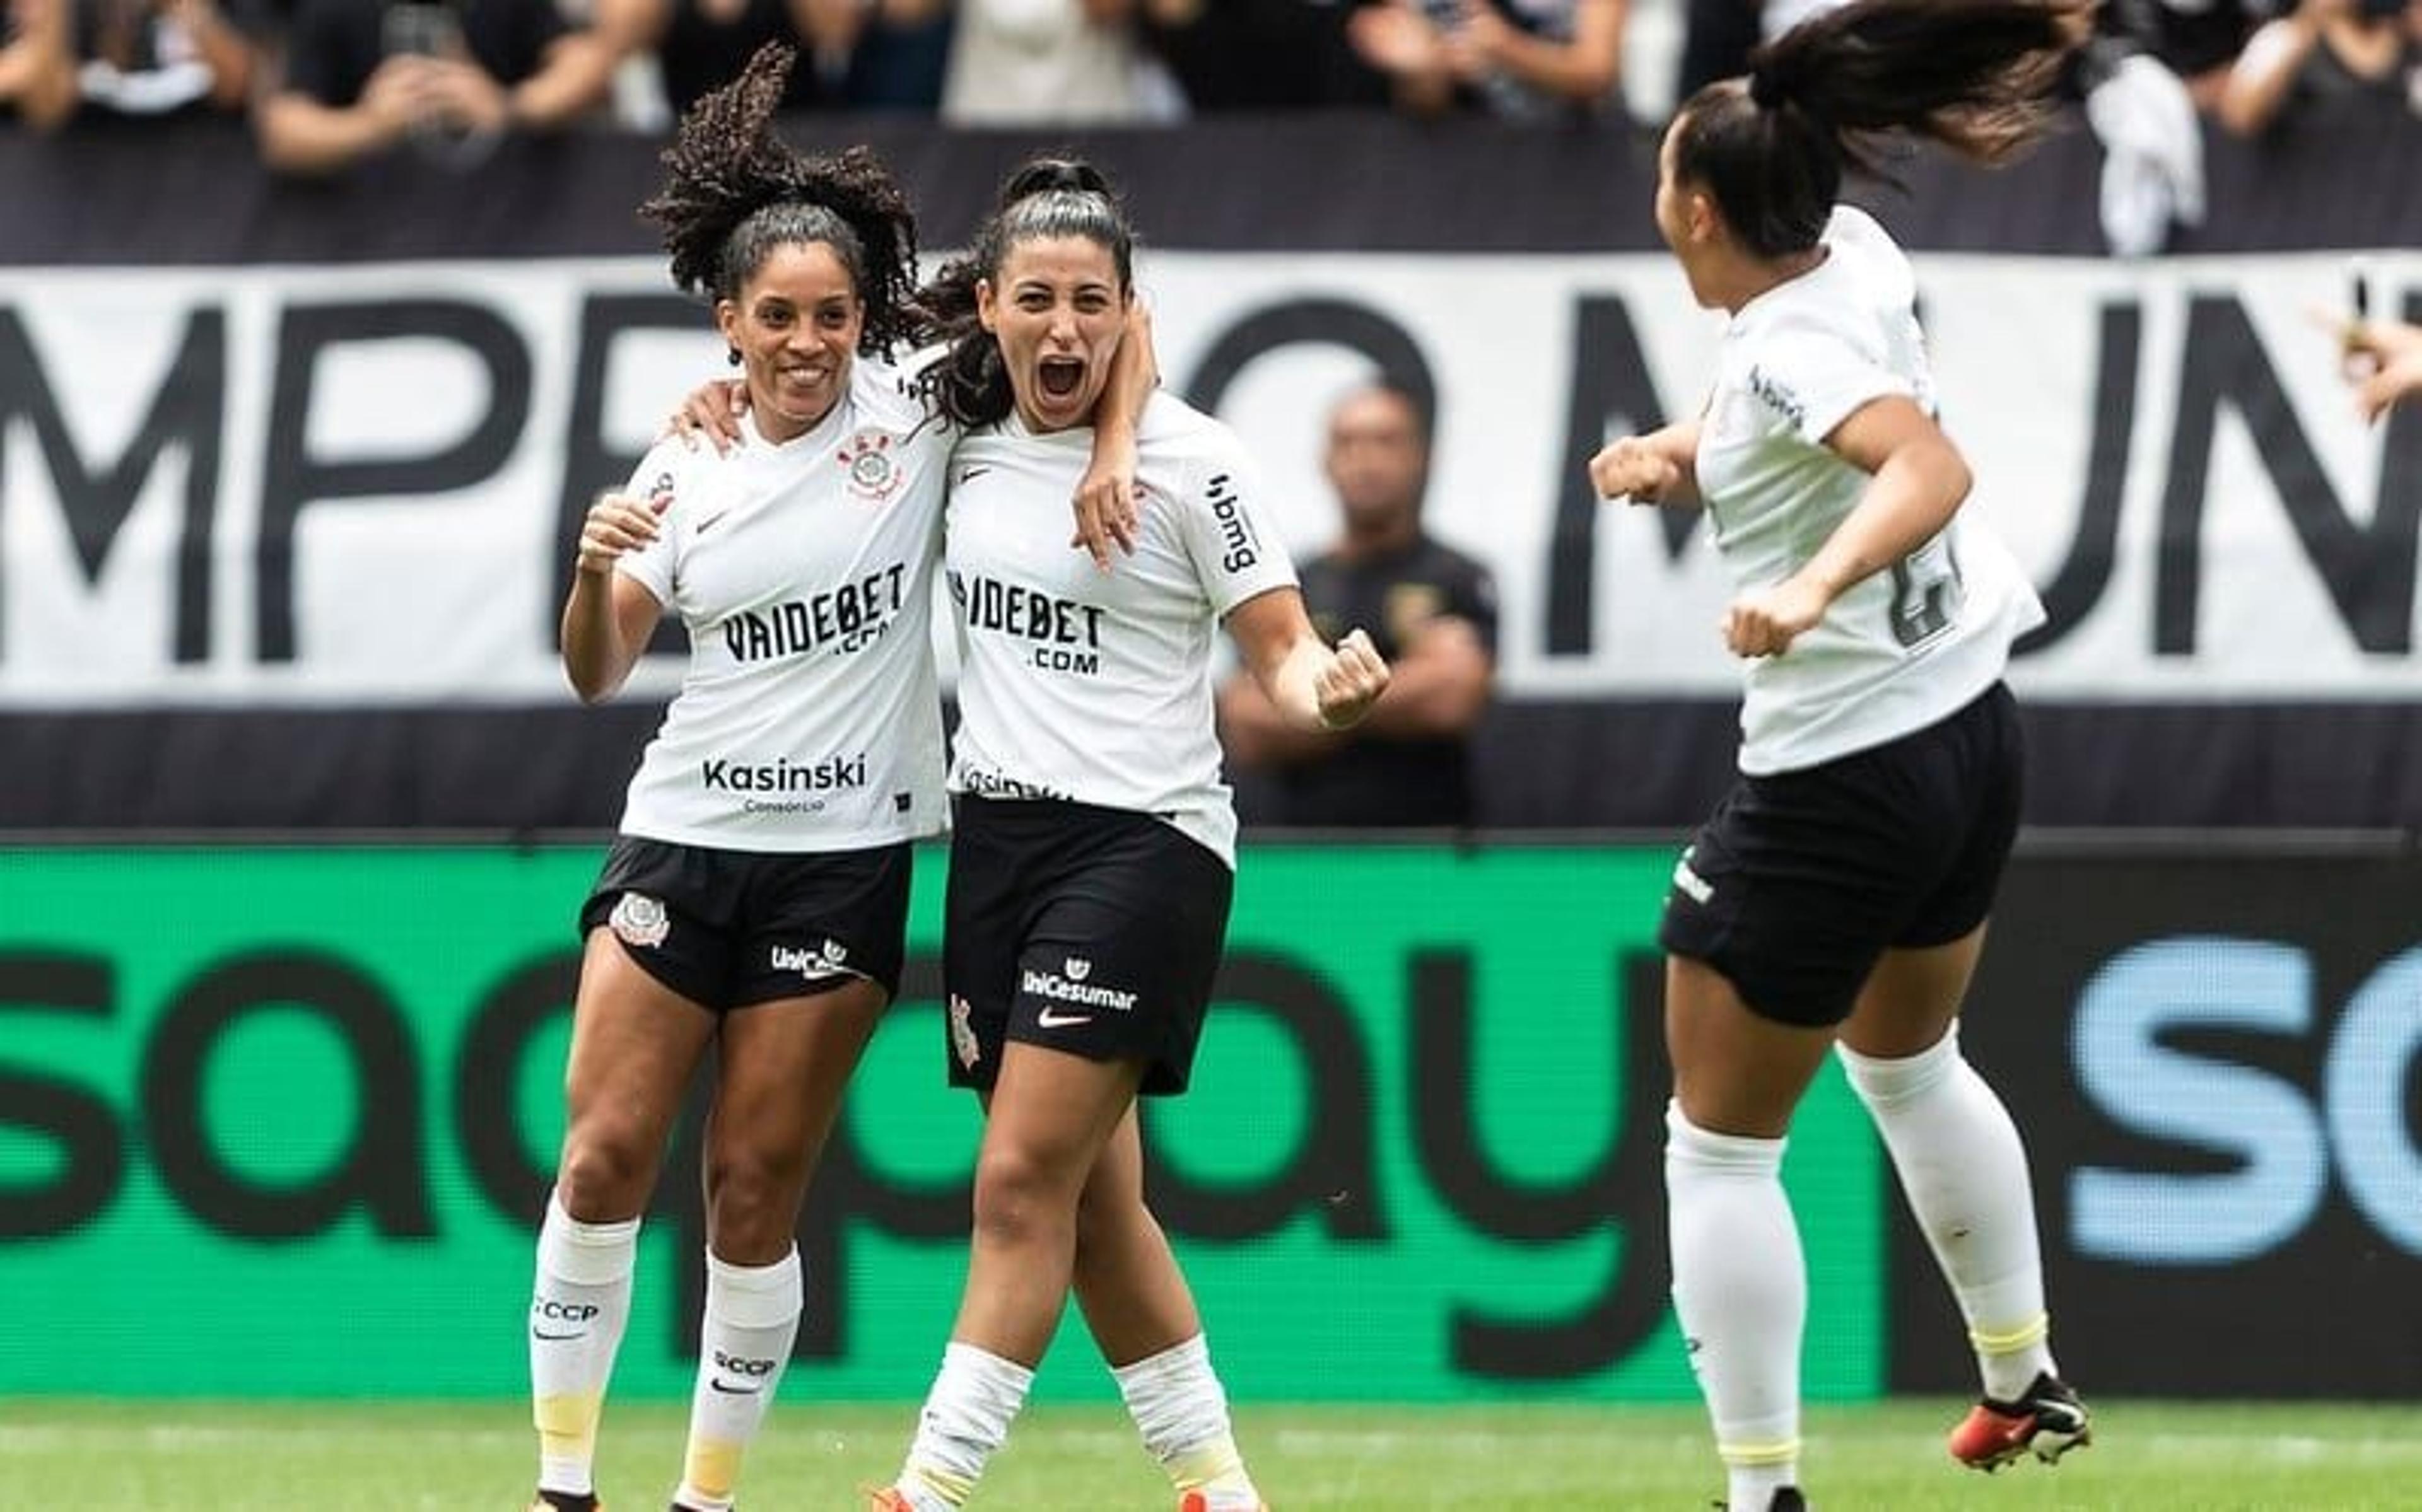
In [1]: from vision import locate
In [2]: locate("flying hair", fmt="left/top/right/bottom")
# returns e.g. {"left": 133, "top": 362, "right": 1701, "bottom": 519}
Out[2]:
{"left": 638, "top": 42, "right": 920, "bottom": 356}
{"left": 1683, "top": 0, "right": 2085, "bottom": 257}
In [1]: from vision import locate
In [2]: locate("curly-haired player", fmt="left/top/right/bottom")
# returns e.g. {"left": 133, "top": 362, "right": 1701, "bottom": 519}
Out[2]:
{"left": 524, "top": 44, "right": 1149, "bottom": 1512}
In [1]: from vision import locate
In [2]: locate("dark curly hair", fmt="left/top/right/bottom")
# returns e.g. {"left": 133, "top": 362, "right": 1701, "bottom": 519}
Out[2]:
{"left": 639, "top": 42, "right": 919, "bottom": 358}
{"left": 913, "top": 156, "right": 1137, "bottom": 431}
{"left": 1674, "top": 0, "right": 2082, "bottom": 258}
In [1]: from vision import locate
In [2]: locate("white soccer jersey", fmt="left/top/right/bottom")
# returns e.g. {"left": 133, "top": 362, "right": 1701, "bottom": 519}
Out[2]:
{"left": 609, "top": 358, "right": 951, "bottom": 851}
{"left": 1694, "top": 205, "right": 2047, "bottom": 775}
{"left": 944, "top": 392, "right": 1300, "bottom": 868}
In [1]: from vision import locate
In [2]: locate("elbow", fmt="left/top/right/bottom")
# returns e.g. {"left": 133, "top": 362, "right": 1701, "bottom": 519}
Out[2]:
{"left": 1943, "top": 453, "right": 1975, "bottom": 511}
{"left": 1565, "top": 55, "right": 1622, "bottom": 102}
{"left": 564, "top": 657, "right": 625, "bottom": 706}
{"left": 2213, "top": 90, "right": 2271, "bottom": 139}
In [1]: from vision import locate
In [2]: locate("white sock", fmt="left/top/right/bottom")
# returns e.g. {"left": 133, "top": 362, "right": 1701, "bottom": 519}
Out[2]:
{"left": 1113, "top": 1334, "right": 1258, "bottom": 1500}
{"left": 530, "top": 1190, "right": 641, "bottom": 1498}
{"left": 1665, "top": 1102, "right": 1802, "bottom": 1511}
{"left": 896, "top": 1342, "right": 1034, "bottom": 1507}
{"left": 672, "top": 1247, "right": 802, "bottom": 1511}
{"left": 1838, "top": 1028, "right": 2056, "bottom": 1401}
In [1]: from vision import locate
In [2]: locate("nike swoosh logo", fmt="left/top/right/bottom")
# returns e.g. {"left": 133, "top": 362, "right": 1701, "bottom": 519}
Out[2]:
{"left": 1035, "top": 1008, "right": 1092, "bottom": 1028}
{"left": 532, "top": 1329, "right": 585, "bottom": 1341}
{"left": 956, "top": 466, "right": 993, "bottom": 486}
{"left": 695, "top": 511, "right": 730, "bottom": 533}
{"left": 708, "top": 1379, "right": 763, "bottom": 1395}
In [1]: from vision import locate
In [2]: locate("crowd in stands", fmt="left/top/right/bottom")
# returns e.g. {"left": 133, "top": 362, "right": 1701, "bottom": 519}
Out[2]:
{"left": 1, "top": 0, "right": 2416, "bottom": 238}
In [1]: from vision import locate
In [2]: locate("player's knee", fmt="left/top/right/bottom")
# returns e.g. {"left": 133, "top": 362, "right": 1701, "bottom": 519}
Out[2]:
{"left": 703, "top": 1149, "right": 810, "bottom": 1240}
{"left": 556, "top": 1124, "right": 658, "bottom": 1215}
{"left": 971, "top": 1143, "right": 1079, "bottom": 1249}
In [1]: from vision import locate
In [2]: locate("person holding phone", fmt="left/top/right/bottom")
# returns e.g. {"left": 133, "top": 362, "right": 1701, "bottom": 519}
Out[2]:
{"left": 2216, "top": 0, "right": 2421, "bottom": 137}
{"left": 257, "top": 0, "right": 618, "bottom": 173}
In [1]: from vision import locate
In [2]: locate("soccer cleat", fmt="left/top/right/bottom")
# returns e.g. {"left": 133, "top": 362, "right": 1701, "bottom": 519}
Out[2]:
{"left": 1948, "top": 1371, "right": 2092, "bottom": 1470}
{"left": 863, "top": 1490, "right": 916, "bottom": 1512}
{"left": 529, "top": 1496, "right": 600, "bottom": 1512}
{"left": 1707, "top": 1492, "right": 1807, "bottom": 1511}
{"left": 1176, "top": 1492, "right": 1270, "bottom": 1512}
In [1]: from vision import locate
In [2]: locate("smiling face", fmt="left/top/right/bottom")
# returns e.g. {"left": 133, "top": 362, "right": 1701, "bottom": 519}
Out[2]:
{"left": 715, "top": 240, "right": 863, "bottom": 442}
{"left": 975, "top": 234, "right": 1130, "bottom": 434}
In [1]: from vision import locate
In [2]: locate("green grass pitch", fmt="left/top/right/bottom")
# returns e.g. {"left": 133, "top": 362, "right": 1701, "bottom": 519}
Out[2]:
{"left": 4, "top": 1399, "right": 2418, "bottom": 1509}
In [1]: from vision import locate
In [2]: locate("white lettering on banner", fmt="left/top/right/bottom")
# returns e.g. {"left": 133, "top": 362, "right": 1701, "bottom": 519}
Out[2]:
{"left": 2069, "top": 938, "right": 2422, "bottom": 1265}
{"left": 0, "top": 252, "right": 2416, "bottom": 707}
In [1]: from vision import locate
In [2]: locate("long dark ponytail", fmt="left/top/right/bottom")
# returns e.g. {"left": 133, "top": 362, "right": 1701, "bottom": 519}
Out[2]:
{"left": 915, "top": 157, "right": 1137, "bottom": 431}
{"left": 1675, "top": 0, "right": 2083, "bottom": 258}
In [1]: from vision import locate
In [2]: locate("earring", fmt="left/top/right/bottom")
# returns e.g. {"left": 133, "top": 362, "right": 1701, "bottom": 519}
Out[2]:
{"left": 726, "top": 347, "right": 742, "bottom": 368}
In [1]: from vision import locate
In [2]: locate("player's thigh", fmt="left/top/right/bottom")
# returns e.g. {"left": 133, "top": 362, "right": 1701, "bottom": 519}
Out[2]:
{"left": 560, "top": 929, "right": 718, "bottom": 1180}
{"left": 1840, "top": 922, "right": 1990, "bottom": 1060}
{"left": 981, "top": 1042, "right": 1146, "bottom": 1197}
{"left": 1664, "top": 952, "right": 1836, "bottom": 1139}
{"left": 709, "top": 974, "right": 889, "bottom": 1173}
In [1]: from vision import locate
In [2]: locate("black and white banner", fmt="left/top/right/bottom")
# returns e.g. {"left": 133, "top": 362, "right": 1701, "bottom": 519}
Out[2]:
{"left": 3, "top": 112, "right": 2419, "bottom": 830}
{"left": 7, "top": 250, "right": 2418, "bottom": 707}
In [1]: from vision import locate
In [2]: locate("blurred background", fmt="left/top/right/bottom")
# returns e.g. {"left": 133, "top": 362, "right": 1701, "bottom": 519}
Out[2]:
{"left": 1, "top": 0, "right": 2419, "bottom": 1482}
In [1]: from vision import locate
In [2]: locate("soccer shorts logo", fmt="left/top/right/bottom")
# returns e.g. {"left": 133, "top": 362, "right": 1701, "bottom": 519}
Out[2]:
{"left": 949, "top": 993, "right": 981, "bottom": 1069}
{"left": 609, "top": 892, "right": 672, "bottom": 948}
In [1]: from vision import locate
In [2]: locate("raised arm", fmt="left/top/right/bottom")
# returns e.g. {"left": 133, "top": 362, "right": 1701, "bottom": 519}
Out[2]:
{"left": 1070, "top": 296, "right": 1161, "bottom": 569}
{"left": 561, "top": 491, "right": 669, "bottom": 702}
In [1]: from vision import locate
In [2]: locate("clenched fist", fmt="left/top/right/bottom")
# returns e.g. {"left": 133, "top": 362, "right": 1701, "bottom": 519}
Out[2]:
{"left": 576, "top": 490, "right": 667, "bottom": 576}
{"left": 1314, "top": 627, "right": 1392, "bottom": 730}
{"left": 1589, "top": 434, "right": 1683, "bottom": 504}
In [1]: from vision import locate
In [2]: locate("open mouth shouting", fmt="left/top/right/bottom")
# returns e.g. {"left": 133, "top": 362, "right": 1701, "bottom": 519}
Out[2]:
{"left": 1038, "top": 355, "right": 1087, "bottom": 403}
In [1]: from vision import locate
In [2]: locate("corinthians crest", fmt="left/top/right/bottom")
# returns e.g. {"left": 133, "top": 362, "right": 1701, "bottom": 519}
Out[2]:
{"left": 838, "top": 429, "right": 902, "bottom": 503}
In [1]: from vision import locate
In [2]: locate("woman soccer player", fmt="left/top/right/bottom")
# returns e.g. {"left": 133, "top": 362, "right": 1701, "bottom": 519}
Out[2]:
{"left": 866, "top": 159, "right": 1391, "bottom": 1512}
{"left": 529, "top": 47, "right": 1145, "bottom": 1512}
{"left": 1588, "top": 3, "right": 2095, "bottom": 1508}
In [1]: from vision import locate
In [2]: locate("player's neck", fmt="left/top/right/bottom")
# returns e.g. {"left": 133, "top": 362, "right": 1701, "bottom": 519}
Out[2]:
{"left": 1727, "top": 245, "right": 1828, "bottom": 314}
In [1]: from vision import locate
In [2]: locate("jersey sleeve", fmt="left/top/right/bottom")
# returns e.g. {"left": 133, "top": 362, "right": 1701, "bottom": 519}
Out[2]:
{"left": 1753, "top": 315, "right": 1914, "bottom": 449}
{"left": 611, "top": 439, "right": 689, "bottom": 605}
{"left": 1173, "top": 428, "right": 1299, "bottom": 619}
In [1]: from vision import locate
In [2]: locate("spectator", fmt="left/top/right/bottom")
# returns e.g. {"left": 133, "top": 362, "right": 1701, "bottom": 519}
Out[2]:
{"left": 594, "top": 0, "right": 843, "bottom": 118}
{"left": 1348, "top": 0, "right": 1627, "bottom": 117}
{"left": 1217, "top": 382, "right": 1497, "bottom": 829}
{"left": 71, "top": 0, "right": 264, "bottom": 119}
{"left": 847, "top": 0, "right": 951, "bottom": 108}
{"left": 884, "top": 0, "right": 1176, "bottom": 123}
{"left": 257, "top": 0, "right": 616, "bottom": 175}
{"left": 1137, "top": 0, "right": 1390, "bottom": 109}
{"left": 0, "top": 0, "right": 78, "bottom": 126}
{"left": 2072, "top": 22, "right": 2206, "bottom": 253}
{"left": 594, "top": 0, "right": 945, "bottom": 120}
{"left": 2217, "top": 0, "right": 2418, "bottom": 136}
{"left": 2103, "top": 0, "right": 2278, "bottom": 112}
